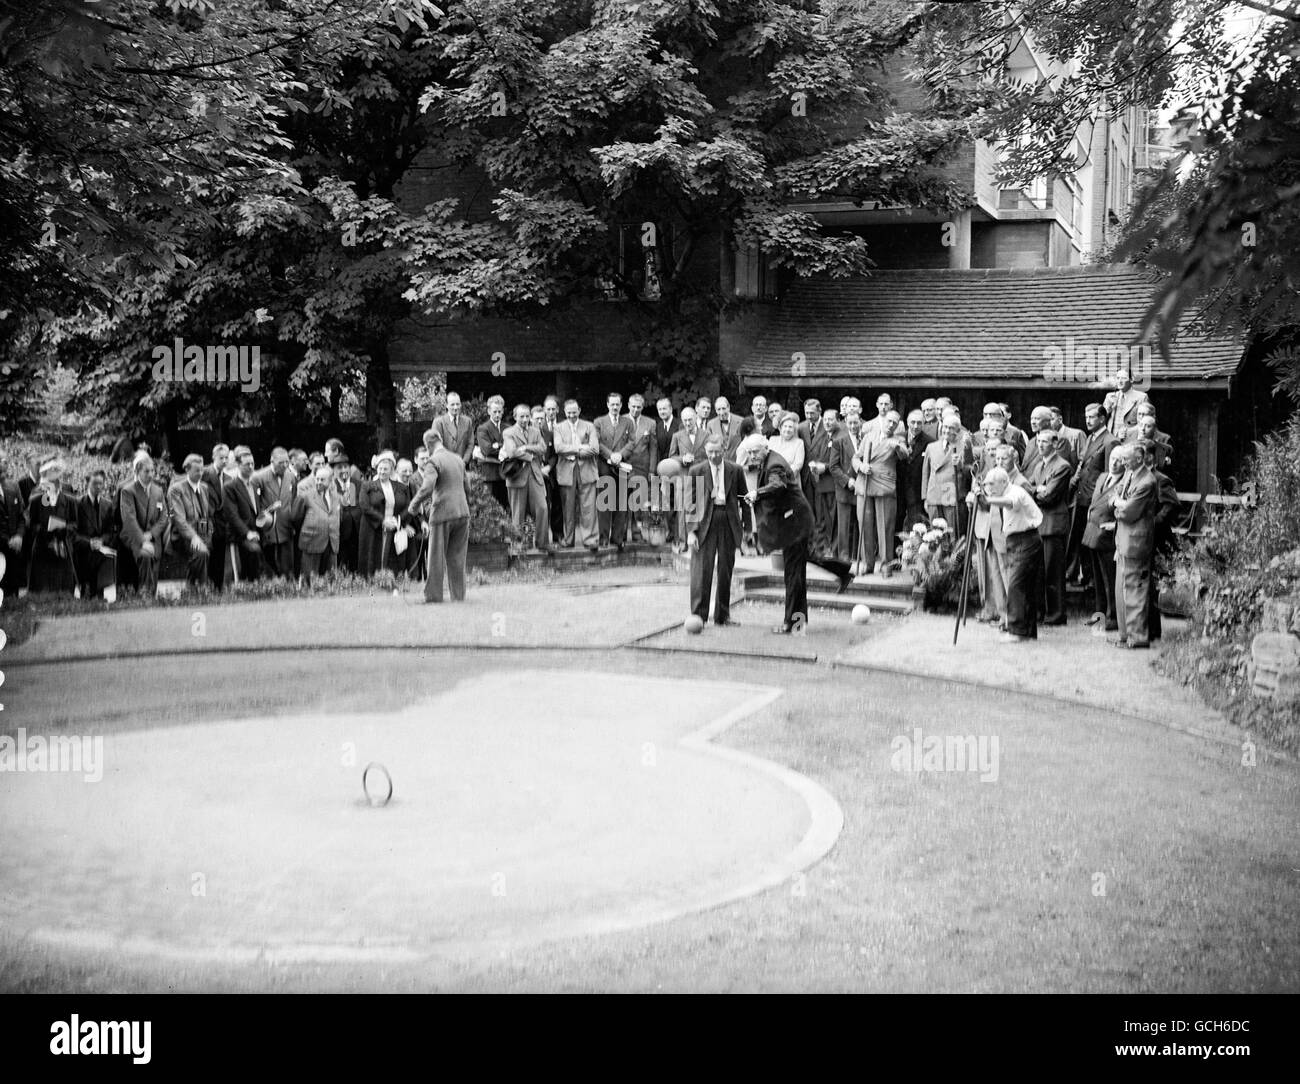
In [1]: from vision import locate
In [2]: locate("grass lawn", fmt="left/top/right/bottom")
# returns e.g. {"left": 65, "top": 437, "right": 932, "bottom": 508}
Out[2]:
{"left": 2, "top": 635, "right": 1295, "bottom": 993}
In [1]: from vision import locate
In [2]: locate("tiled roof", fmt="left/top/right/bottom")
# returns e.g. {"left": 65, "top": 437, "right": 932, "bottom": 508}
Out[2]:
{"left": 734, "top": 266, "right": 1244, "bottom": 387}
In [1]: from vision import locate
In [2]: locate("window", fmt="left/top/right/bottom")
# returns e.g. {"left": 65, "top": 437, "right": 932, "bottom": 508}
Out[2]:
{"left": 600, "top": 221, "right": 674, "bottom": 301}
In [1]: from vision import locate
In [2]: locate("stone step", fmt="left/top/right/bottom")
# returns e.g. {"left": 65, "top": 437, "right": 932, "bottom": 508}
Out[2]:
{"left": 741, "top": 571, "right": 916, "bottom": 598}
{"left": 742, "top": 585, "right": 913, "bottom": 615}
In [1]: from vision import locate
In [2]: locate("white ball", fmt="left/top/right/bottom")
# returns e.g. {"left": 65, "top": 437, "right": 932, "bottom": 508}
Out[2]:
{"left": 684, "top": 614, "right": 705, "bottom": 634}
{"left": 851, "top": 604, "right": 871, "bottom": 625}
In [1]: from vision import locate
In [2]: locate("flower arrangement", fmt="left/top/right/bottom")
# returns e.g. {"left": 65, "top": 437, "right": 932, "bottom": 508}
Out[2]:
{"left": 899, "top": 520, "right": 970, "bottom": 612}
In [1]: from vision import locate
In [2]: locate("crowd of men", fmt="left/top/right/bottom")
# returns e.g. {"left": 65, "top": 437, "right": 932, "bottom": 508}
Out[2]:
{"left": 1, "top": 370, "right": 1177, "bottom": 640}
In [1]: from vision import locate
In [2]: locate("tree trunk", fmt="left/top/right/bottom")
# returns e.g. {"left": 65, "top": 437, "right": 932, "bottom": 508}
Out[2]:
{"left": 366, "top": 339, "right": 397, "bottom": 450}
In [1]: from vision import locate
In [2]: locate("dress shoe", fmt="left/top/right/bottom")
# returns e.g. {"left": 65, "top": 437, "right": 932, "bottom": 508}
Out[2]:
{"left": 836, "top": 573, "right": 852, "bottom": 594}
{"left": 998, "top": 632, "right": 1027, "bottom": 644}
{"left": 1110, "top": 638, "right": 1129, "bottom": 647}
{"left": 1126, "top": 641, "right": 1150, "bottom": 649}
{"left": 716, "top": 619, "right": 741, "bottom": 627}
{"left": 1085, "top": 612, "right": 1102, "bottom": 626}
{"left": 1043, "top": 617, "right": 1067, "bottom": 627}
{"left": 771, "top": 624, "right": 793, "bottom": 635}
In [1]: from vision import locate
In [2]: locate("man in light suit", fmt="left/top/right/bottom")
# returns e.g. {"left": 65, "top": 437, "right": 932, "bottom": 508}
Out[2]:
{"left": 168, "top": 453, "right": 213, "bottom": 587}
{"left": 1110, "top": 438, "right": 1161, "bottom": 648}
{"left": 554, "top": 399, "right": 601, "bottom": 549}
{"left": 434, "top": 391, "right": 475, "bottom": 468}
{"left": 1027, "top": 428, "right": 1074, "bottom": 625}
{"left": 663, "top": 406, "right": 708, "bottom": 550}
{"left": 685, "top": 436, "right": 746, "bottom": 627}
{"left": 852, "top": 410, "right": 908, "bottom": 576}
{"left": 1103, "top": 369, "right": 1150, "bottom": 438}
{"left": 921, "top": 414, "right": 972, "bottom": 536}
{"left": 291, "top": 464, "right": 342, "bottom": 582}
{"left": 594, "top": 391, "right": 634, "bottom": 548}
{"left": 222, "top": 448, "right": 263, "bottom": 583}
{"left": 409, "top": 428, "right": 471, "bottom": 603}
{"left": 119, "top": 452, "right": 170, "bottom": 596}
{"left": 500, "top": 402, "right": 551, "bottom": 551}
{"left": 253, "top": 446, "right": 297, "bottom": 578}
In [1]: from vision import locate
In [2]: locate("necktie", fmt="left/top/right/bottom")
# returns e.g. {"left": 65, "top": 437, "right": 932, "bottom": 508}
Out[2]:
{"left": 324, "top": 490, "right": 331, "bottom": 513}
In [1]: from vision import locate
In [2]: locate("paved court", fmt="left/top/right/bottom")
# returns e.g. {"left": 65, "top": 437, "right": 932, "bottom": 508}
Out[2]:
{"left": 0, "top": 668, "right": 840, "bottom": 964}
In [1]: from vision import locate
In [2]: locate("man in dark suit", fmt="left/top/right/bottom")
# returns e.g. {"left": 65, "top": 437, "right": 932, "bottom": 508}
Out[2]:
{"left": 475, "top": 394, "right": 509, "bottom": 510}
{"left": 898, "top": 408, "right": 934, "bottom": 535}
{"left": 537, "top": 397, "right": 564, "bottom": 544}
{"left": 624, "top": 393, "right": 658, "bottom": 541}
{"left": 201, "top": 443, "right": 228, "bottom": 590}
{"left": 739, "top": 435, "right": 850, "bottom": 634}
{"left": 324, "top": 444, "right": 362, "bottom": 572}
{"left": 292, "top": 464, "right": 342, "bottom": 582}
{"left": 594, "top": 391, "right": 634, "bottom": 548}
{"left": 1021, "top": 406, "right": 1078, "bottom": 475}
{"left": 118, "top": 452, "right": 170, "bottom": 596}
{"left": 0, "top": 454, "right": 27, "bottom": 595}
{"left": 16, "top": 452, "right": 39, "bottom": 508}
{"left": 799, "top": 400, "right": 836, "bottom": 557}
{"left": 222, "top": 447, "right": 263, "bottom": 583}
{"left": 1068, "top": 403, "right": 1118, "bottom": 587}
{"left": 168, "top": 453, "right": 214, "bottom": 587}
{"left": 705, "top": 396, "right": 743, "bottom": 457}
{"left": 1111, "top": 439, "right": 1161, "bottom": 648}
{"left": 654, "top": 396, "right": 680, "bottom": 464}
{"left": 434, "top": 391, "right": 476, "bottom": 468}
{"left": 1027, "top": 428, "right": 1073, "bottom": 625}
{"left": 827, "top": 411, "right": 860, "bottom": 562}
{"left": 74, "top": 469, "right": 118, "bottom": 598}
{"left": 685, "top": 436, "right": 746, "bottom": 627}
{"left": 409, "top": 429, "right": 471, "bottom": 603}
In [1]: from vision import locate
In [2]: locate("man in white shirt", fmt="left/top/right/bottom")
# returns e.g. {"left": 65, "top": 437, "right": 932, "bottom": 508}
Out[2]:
{"left": 980, "top": 467, "right": 1044, "bottom": 643}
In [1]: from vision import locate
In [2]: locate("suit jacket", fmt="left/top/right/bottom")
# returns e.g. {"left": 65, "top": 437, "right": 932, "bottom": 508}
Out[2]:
{"left": 360, "top": 477, "right": 411, "bottom": 531}
{"left": 200, "top": 465, "right": 226, "bottom": 525}
{"left": 252, "top": 466, "right": 297, "bottom": 544}
{"left": 625, "top": 415, "right": 658, "bottom": 474}
{"left": 119, "top": 479, "right": 170, "bottom": 558}
{"left": 799, "top": 419, "right": 836, "bottom": 494}
{"left": 1023, "top": 436, "right": 1079, "bottom": 476}
{"left": 899, "top": 431, "right": 935, "bottom": 507}
{"left": 751, "top": 450, "right": 814, "bottom": 552}
{"left": 1027, "top": 453, "right": 1073, "bottom": 537}
{"left": 666, "top": 426, "right": 709, "bottom": 469}
{"left": 500, "top": 422, "right": 548, "bottom": 487}
{"left": 408, "top": 446, "right": 471, "bottom": 524}
{"left": 1, "top": 478, "right": 26, "bottom": 544}
{"left": 852, "top": 431, "right": 908, "bottom": 498}
{"left": 685, "top": 458, "right": 745, "bottom": 545}
{"left": 75, "top": 493, "right": 117, "bottom": 545}
{"left": 921, "top": 440, "right": 972, "bottom": 507}
{"left": 594, "top": 414, "right": 635, "bottom": 475}
{"left": 1112, "top": 466, "right": 1160, "bottom": 561}
{"left": 827, "top": 428, "right": 859, "bottom": 505}
{"left": 1072, "top": 428, "right": 1119, "bottom": 508}
{"left": 705, "top": 415, "right": 744, "bottom": 456}
{"left": 292, "top": 484, "right": 341, "bottom": 554}
{"left": 167, "top": 478, "right": 214, "bottom": 554}
{"left": 1083, "top": 472, "right": 1121, "bottom": 551}
{"left": 1123, "top": 426, "right": 1172, "bottom": 470}
{"left": 655, "top": 416, "right": 681, "bottom": 461}
{"left": 553, "top": 418, "right": 600, "bottom": 486}
{"left": 1105, "top": 388, "right": 1150, "bottom": 435}
{"left": 222, "top": 474, "right": 262, "bottom": 544}
{"left": 433, "top": 413, "right": 475, "bottom": 467}
{"left": 537, "top": 421, "right": 558, "bottom": 470}
{"left": 476, "top": 419, "right": 506, "bottom": 481}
